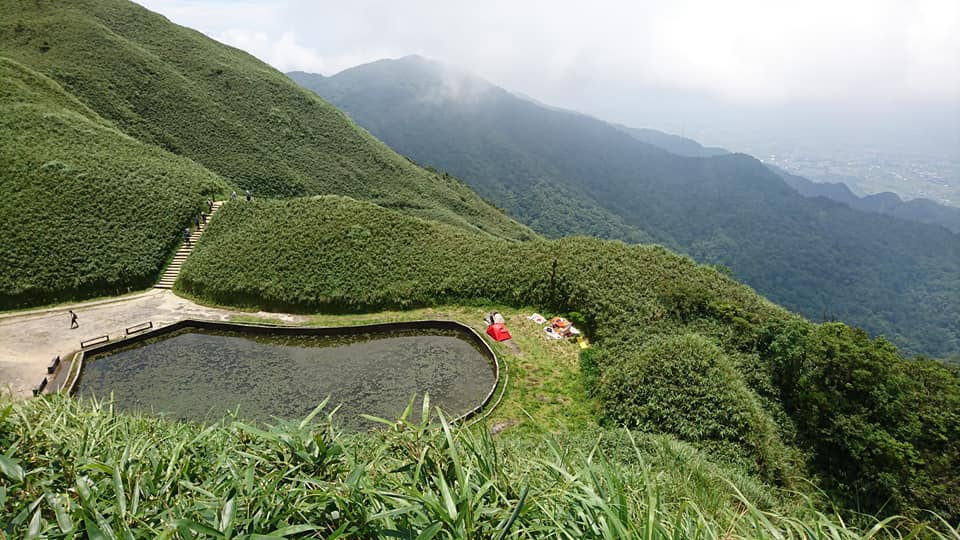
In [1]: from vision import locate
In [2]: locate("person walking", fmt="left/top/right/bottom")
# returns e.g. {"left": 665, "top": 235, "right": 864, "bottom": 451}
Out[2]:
{"left": 200, "top": 211, "right": 206, "bottom": 225}
{"left": 245, "top": 189, "right": 251, "bottom": 202}
{"left": 207, "top": 199, "right": 214, "bottom": 213}
{"left": 183, "top": 227, "right": 191, "bottom": 246}
{"left": 231, "top": 190, "right": 237, "bottom": 201}
{"left": 69, "top": 310, "right": 79, "bottom": 329}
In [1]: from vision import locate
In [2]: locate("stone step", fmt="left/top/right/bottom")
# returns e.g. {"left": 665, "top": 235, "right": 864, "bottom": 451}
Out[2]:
{"left": 156, "top": 200, "right": 226, "bottom": 288}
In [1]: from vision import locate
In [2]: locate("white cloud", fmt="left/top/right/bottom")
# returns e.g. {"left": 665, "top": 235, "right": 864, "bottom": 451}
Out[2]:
{"left": 216, "top": 29, "right": 328, "bottom": 73}
{"left": 135, "top": 0, "right": 959, "bottom": 103}
{"left": 133, "top": 0, "right": 959, "bottom": 153}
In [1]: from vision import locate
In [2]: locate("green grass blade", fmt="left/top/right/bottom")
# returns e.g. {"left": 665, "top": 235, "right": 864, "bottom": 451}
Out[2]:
{"left": 0, "top": 453, "right": 24, "bottom": 482}
{"left": 495, "top": 482, "right": 528, "bottom": 540}
{"left": 416, "top": 522, "right": 444, "bottom": 540}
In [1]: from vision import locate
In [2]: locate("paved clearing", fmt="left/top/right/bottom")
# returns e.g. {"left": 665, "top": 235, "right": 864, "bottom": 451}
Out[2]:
{"left": 0, "top": 290, "right": 305, "bottom": 398}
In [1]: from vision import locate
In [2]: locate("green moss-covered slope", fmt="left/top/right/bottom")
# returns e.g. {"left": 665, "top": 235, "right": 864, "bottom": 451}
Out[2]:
{"left": 0, "top": 57, "right": 227, "bottom": 308}
{"left": 0, "top": 0, "right": 532, "bottom": 240}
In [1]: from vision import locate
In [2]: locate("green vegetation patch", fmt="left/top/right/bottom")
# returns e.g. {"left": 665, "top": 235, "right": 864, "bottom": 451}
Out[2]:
{"left": 182, "top": 196, "right": 960, "bottom": 521}
{"left": 0, "top": 57, "right": 226, "bottom": 308}
{"left": 0, "top": 0, "right": 533, "bottom": 240}
{"left": 1, "top": 395, "right": 948, "bottom": 539}
{"left": 597, "top": 334, "right": 789, "bottom": 480}
{"left": 179, "top": 197, "right": 797, "bottom": 478}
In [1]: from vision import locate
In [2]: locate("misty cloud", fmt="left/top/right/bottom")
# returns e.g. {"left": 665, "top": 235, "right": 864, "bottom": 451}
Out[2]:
{"left": 138, "top": 0, "right": 959, "bottom": 155}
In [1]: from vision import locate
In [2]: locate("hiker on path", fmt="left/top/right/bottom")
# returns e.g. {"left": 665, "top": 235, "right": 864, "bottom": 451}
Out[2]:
{"left": 69, "top": 310, "right": 78, "bottom": 329}
{"left": 183, "top": 227, "right": 191, "bottom": 246}
{"left": 245, "top": 189, "right": 251, "bottom": 201}
{"left": 200, "top": 211, "right": 206, "bottom": 225}
{"left": 207, "top": 199, "right": 214, "bottom": 213}
{"left": 231, "top": 190, "right": 237, "bottom": 201}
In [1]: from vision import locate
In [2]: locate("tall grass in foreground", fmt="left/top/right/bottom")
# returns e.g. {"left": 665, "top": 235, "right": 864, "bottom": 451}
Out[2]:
{"left": 1, "top": 395, "right": 954, "bottom": 539}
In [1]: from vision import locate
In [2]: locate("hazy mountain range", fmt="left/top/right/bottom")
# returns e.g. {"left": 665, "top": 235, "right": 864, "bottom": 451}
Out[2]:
{"left": 290, "top": 56, "right": 960, "bottom": 357}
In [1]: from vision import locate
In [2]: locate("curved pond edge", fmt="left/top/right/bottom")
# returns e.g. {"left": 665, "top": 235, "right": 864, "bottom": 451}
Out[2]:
{"left": 60, "top": 318, "right": 503, "bottom": 425}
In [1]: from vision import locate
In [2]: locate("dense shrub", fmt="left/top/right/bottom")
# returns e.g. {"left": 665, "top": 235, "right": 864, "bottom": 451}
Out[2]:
{"left": 0, "top": 57, "right": 227, "bottom": 308}
{"left": 769, "top": 322, "right": 960, "bottom": 518}
{"left": 596, "top": 334, "right": 788, "bottom": 481}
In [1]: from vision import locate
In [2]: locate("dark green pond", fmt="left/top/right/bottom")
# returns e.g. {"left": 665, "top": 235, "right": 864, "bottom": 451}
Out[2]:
{"left": 76, "top": 328, "right": 496, "bottom": 429}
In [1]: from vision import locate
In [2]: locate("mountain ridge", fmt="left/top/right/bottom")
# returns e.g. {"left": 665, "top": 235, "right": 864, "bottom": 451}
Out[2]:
{"left": 290, "top": 55, "right": 960, "bottom": 357}
{"left": 0, "top": 1, "right": 532, "bottom": 242}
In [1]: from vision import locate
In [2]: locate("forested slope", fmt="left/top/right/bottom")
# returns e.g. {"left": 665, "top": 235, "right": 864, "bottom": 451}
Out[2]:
{"left": 0, "top": 0, "right": 532, "bottom": 241}
{"left": 0, "top": 57, "right": 226, "bottom": 308}
{"left": 291, "top": 57, "right": 960, "bottom": 357}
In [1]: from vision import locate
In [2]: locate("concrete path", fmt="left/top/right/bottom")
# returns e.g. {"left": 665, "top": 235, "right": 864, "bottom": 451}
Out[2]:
{"left": 0, "top": 290, "right": 306, "bottom": 398}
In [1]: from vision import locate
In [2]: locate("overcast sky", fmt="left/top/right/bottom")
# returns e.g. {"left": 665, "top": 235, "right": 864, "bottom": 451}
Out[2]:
{"left": 139, "top": 0, "right": 959, "bottom": 157}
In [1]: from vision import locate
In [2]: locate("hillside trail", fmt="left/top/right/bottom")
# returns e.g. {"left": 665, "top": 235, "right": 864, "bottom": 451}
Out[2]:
{"left": 0, "top": 201, "right": 305, "bottom": 398}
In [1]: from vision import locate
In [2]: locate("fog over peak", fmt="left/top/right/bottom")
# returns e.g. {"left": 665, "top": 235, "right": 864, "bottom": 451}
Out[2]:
{"left": 140, "top": 0, "right": 959, "bottom": 157}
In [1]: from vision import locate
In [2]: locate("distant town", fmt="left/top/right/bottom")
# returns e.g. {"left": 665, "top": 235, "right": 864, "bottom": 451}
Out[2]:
{"left": 760, "top": 147, "right": 959, "bottom": 207}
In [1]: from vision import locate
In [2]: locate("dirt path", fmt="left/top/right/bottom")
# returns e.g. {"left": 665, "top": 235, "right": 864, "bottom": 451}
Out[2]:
{"left": 0, "top": 290, "right": 306, "bottom": 398}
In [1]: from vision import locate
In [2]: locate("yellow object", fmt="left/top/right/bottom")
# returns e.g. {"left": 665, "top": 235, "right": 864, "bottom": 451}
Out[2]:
{"left": 577, "top": 336, "right": 589, "bottom": 349}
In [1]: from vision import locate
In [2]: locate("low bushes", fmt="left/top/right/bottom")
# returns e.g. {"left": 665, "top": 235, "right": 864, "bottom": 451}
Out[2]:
{"left": 0, "top": 57, "right": 227, "bottom": 308}
{"left": 596, "top": 334, "right": 790, "bottom": 481}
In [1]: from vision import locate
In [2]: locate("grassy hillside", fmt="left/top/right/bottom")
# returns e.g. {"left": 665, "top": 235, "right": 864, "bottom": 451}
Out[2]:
{"left": 0, "top": 57, "right": 226, "bottom": 308}
{"left": 290, "top": 57, "right": 960, "bottom": 357}
{"left": 0, "top": 0, "right": 531, "bottom": 241}
{"left": 180, "top": 197, "right": 960, "bottom": 521}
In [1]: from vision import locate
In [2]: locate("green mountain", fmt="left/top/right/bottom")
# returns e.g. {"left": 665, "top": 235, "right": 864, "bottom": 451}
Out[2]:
{"left": 289, "top": 56, "right": 960, "bottom": 357}
{"left": 769, "top": 165, "right": 960, "bottom": 234}
{"left": 0, "top": 56, "right": 227, "bottom": 307}
{"left": 0, "top": 1, "right": 534, "bottom": 308}
{"left": 0, "top": 0, "right": 531, "bottom": 242}
{"left": 288, "top": 64, "right": 652, "bottom": 243}
{"left": 615, "top": 126, "right": 960, "bottom": 235}
{"left": 616, "top": 125, "right": 729, "bottom": 157}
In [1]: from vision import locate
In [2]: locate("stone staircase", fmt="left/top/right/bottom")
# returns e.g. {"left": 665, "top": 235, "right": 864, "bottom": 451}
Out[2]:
{"left": 155, "top": 201, "right": 224, "bottom": 290}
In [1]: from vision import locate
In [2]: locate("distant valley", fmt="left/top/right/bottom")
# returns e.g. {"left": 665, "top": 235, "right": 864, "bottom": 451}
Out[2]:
{"left": 618, "top": 126, "right": 960, "bottom": 234}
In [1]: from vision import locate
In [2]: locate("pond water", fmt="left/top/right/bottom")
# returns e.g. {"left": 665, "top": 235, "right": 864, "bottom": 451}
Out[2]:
{"left": 75, "top": 327, "right": 496, "bottom": 430}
